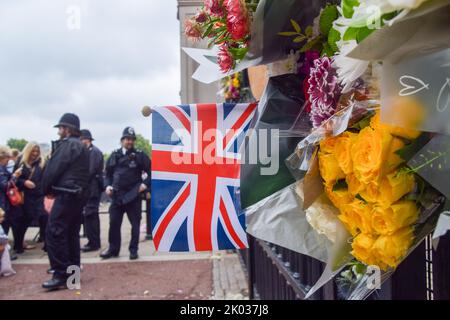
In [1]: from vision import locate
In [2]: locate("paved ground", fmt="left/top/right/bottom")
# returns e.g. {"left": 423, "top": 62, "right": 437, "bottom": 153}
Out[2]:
{"left": 1, "top": 205, "right": 249, "bottom": 300}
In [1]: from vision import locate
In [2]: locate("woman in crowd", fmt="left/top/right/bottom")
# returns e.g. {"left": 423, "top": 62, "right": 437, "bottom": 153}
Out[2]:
{"left": 0, "top": 146, "right": 22, "bottom": 257}
{"left": 14, "top": 142, "right": 47, "bottom": 253}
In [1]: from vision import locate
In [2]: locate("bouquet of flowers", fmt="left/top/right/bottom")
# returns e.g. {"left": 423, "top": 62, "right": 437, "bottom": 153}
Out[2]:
{"left": 219, "top": 72, "right": 253, "bottom": 102}
{"left": 183, "top": 0, "right": 330, "bottom": 83}
{"left": 184, "top": 0, "right": 259, "bottom": 72}
{"left": 278, "top": 0, "right": 450, "bottom": 299}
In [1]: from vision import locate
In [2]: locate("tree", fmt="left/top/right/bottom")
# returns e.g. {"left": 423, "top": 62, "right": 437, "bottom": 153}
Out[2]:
{"left": 135, "top": 134, "right": 152, "bottom": 158}
{"left": 7, "top": 138, "right": 28, "bottom": 151}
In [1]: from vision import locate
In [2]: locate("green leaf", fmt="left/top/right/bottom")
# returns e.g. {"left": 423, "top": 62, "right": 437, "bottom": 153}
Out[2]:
{"left": 343, "top": 0, "right": 360, "bottom": 19}
{"left": 333, "top": 179, "right": 348, "bottom": 192}
{"left": 319, "top": 4, "right": 339, "bottom": 36}
{"left": 278, "top": 31, "right": 300, "bottom": 36}
{"left": 327, "top": 27, "right": 341, "bottom": 53}
{"left": 343, "top": 27, "right": 359, "bottom": 41}
{"left": 291, "top": 19, "right": 301, "bottom": 33}
{"left": 293, "top": 35, "right": 307, "bottom": 43}
{"left": 350, "top": 112, "right": 374, "bottom": 131}
{"left": 202, "top": 23, "right": 214, "bottom": 38}
{"left": 321, "top": 42, "right": 334, "bottom": 57}
{"left": 395, "top": 133, "right": 432, "bottom": 162}
{"left": 356, "top": 26, "right": 374, "bottom": 43}
{"left": 300, "top": 36, "right": 322, "bottom": 53}
{"left": 305, "top": 25, "right": 314, "bottom": 37}
{"left": 228, "top": 47, "right": 248, "bottom": 61}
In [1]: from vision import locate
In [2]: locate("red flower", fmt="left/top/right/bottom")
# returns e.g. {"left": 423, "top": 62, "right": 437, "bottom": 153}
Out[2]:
{"left": 195, "top": 10, "right": 208, "bottom": 23}
{"left": 184, "top": 19, "right": 202, "bottom": 41}
{"left": 218, "top": 45, "right": 234, "bottom": 73}
{"left": 225, "top": 0, "right": 250, "bottom": 40}
{"left": 205, "top": 0, "right": 225, "bottom": 17}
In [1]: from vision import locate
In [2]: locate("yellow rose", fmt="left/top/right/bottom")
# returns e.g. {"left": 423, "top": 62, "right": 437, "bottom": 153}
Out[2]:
{"left": 325, "top": 186, "right": 353, "bottom": 210}
{"left": 372, "top": 227, "right": 414, "bottom": 270}
{"left": 370, "top": 108, "right": 422, "bottom": 140}
{"left": 319, "top": 152, "right": 346, "bottom": 185}
{"left": 351, "top": 233, "right": 378, "bottom": 266}
{"left": 352, "top": 127, "right": 393, "bottom": 185}
{"left": 378, "top": 171, "right": 415, "bottom": 208}
{"left": 320, "top": 136, "right": 340, "bottom": 155}
{"left": 346, "top": 173, "right": 365, "bottom": 196}
{"left": 372, "top": 201, "right": 419, "bottom": 235}
{"left": 340, "top": 200, "right": 374, "bottom": 236}
{"left": 359, "top": 182, "right": 380, "bottom": 203}
{"left": 334, "top": 132, "right": 357, "bottom": 175}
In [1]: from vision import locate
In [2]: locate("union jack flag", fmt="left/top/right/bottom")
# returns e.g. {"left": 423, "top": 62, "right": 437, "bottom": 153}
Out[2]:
{"left": 151, "top": 103, "right": 257, "bottom": 252}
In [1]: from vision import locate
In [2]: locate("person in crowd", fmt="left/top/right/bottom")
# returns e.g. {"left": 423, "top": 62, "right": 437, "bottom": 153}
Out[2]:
{"left": 80, "top": 129, "right": 104, "bottom": 253}
{"left": 41, "top": 113, "right": 90, "bottom": 290}
{"left": 13, "top": 142, "right": 47, "bottom": 253}
{"left": 6, "top": 149, "right": 20, "bottom": 174}
{"left": 0, "top": 207, "right": 16, "bottom": 277}
{"left": 0, "top": 146, "right": 23, "bottom": 261}
{"left": 100, "top": 127, "right": 151, "bottom": 261}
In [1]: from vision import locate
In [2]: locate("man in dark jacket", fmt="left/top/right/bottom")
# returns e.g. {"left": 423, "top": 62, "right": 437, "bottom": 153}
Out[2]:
{"left": 41, "top": 113, "right": 90, "bottom": 291}
{"left": 100, "top": 127, "right": 151, "bottom": 261}
{"left": 80, "top": 129, "right": 104, "bottom": 252}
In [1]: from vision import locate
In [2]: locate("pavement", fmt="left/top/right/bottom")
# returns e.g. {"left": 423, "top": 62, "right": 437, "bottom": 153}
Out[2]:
{"left": 0, "top": 203, "right": 249, "bottom": 300}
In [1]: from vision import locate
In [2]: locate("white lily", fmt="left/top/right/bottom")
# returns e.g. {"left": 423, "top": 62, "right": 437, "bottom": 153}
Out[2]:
{"left": 333, "top": 40, "right": 370, "bottom": 93}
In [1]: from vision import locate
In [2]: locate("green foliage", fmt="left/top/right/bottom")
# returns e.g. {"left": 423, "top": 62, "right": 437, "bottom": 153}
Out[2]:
{"left": 135, "top": 134, "right": 152, "bottom": 158}
{"left": 7, "top": 138, "right": 28, "bottom": 151}
{"left": 279, "top": 5, "right": 340, "bottom": 57}
{"left": 342, "top": 0, "right": 360, "bottom": 19}
{"left": 319, "top": 4, "right": 339, "bottom": 36}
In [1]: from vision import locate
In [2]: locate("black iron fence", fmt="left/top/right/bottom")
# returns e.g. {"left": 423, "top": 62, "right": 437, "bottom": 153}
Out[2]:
{"left": 240, "top": 233, "right": 450, "bottom": 300}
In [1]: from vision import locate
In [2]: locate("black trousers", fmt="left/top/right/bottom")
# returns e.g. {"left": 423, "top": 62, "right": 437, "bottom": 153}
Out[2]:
{"left": 15, "top": 197, "right": 45, "bottom": 252}
{"left": 46, "top": 194, "right": 83, "bottom": 279}
{"left": 83, "top": 196, "right": 101, "bottom": 249}
{"left": 108, "top": 198, "right": 142, "bottom": 255}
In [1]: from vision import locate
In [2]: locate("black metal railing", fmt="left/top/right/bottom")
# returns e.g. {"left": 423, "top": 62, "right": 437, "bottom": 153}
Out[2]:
{"left": 240, "top": 233, "right": 450, "bottom": 300}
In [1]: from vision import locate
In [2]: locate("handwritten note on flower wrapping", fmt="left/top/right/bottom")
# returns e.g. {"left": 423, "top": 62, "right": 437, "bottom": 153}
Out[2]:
{"left": 381, "top": 49, "right": 450, "bottom": 135}
{"left": 408, "top": 134, "right": 450, "bottom": 200}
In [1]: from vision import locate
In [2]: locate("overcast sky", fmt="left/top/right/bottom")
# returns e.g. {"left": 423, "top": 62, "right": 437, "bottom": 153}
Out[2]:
{"left": 0, "top": 0, "right": 180, "bottom": 152}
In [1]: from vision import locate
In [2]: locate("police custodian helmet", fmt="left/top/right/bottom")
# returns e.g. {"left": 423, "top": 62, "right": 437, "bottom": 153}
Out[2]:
{"left": 80, "top": 129, "right": 94, "bottom": 141}
{"left": 54, "top": 113, "right": 81, "bottom": 131}
{"left": 121, "top": 127, "right": 136, "bottom": 140}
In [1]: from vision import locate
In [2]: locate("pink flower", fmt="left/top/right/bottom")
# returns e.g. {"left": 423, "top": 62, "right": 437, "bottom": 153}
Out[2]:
{"left": 205, "top": 0, "right": 225, "bottom": 17}
{"left": 218, "top": 45, "right": 234, "bottom": 73}
{"left": 184, "top": 19, "right": 202, "bottom": 41}
{"left": 308, "top": 57, "right": 342, "bottom": 128}
{"left": 225, "top": 0, "right": 250, "bottom": 40}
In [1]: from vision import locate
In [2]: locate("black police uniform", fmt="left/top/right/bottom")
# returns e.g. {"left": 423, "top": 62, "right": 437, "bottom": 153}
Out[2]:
{"left": 42, "top": 118, "right": 89, "bottom": 281}
{"left": 83, "top": 143, "right": 104, "bottom": 250}
{"left": 104, "top": 143, "right": 151, "bottom": 256}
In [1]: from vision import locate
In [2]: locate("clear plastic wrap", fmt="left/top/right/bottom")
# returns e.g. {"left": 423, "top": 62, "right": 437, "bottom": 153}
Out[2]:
{"left": 239, "top": 73, "right": 310, "bottom": 210}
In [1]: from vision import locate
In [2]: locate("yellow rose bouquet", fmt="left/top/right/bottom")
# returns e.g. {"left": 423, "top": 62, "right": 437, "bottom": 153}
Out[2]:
{"left": 315, "top": 110, "right": 444, "bottom": 273}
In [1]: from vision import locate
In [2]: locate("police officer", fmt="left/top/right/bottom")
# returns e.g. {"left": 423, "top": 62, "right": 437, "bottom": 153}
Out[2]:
{"left": 100, "top": 127, "right": 151, "bottom": 261}
{"left": 80, "top": 130, "right": 104, "bottom": 252}
{"left": 41, "top": 113, "right": 90, "bottom": 290}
